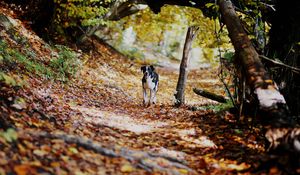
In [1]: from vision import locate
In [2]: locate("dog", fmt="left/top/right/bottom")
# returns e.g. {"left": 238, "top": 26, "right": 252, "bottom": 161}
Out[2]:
{"left": 141, "top": 65, "right": 159, "bottom": 105}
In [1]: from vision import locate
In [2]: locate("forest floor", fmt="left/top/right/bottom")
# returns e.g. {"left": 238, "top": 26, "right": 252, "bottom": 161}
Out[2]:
{"left": 0, "top": 5, "right": 274, "bottom": 175}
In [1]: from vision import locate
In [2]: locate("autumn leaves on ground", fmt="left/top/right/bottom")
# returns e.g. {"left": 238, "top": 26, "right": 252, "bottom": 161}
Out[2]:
{"left": 0, "top": 7, "right": 267, "bottom": 175}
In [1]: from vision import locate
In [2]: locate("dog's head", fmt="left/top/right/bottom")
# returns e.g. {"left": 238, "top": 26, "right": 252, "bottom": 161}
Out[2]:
{"left": 141, "top": 65, "right": 155, "bottom": 77}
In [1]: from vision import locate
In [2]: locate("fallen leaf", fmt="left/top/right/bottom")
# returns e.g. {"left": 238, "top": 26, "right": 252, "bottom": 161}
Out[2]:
{"left": 178, "top": 169, "right": 189, "bottom": 174}
{"left": 33, "top": 149, "right": 47, "bottom": 157}
{"left": 69, "top": 147, "right": 79, "bottom": 154}
{"left": 14, "top": 164, "right": 36, "bottom": 175}
{"left": 1, "top": 128, "right": 18, "bottom": 142}
{"left": 120, "top": 164, "right": 135, "bottom": 173}
{"left": 50, "top": 162, "right": 60, "bottom": 168}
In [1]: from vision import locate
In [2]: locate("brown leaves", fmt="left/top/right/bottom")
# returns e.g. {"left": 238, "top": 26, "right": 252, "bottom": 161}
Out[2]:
{"left": 0, "top": 6, "right": 269, "bottom": 174}
{"left": 120, "top": 164, "right": 135, "bottom": 173}
{"left": 14, "top": 164, "right": 37, "bottom": 175}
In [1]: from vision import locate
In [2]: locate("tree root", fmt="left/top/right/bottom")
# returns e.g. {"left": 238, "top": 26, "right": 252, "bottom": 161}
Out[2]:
{"left": 26, "top": 130, "right": 196, "bottom": 174}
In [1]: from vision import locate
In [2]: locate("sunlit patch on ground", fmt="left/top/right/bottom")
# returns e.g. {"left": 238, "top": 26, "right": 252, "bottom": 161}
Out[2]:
{"left": 150, "top": 147, "right": 187, "bottom": 161}
{"left": 208, "top": 158, "right": 251, "bottom": 171}
{"left": 177, "top": 128, "right": 217, "bottom": 149}
{"left": 73, "top": 106, "right": 168, "bottom": 134}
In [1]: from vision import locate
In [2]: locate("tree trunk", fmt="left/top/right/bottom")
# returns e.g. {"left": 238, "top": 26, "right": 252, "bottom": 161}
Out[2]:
{"left": 174, "top": 26, "right": 199, "bottom": 106}
{"left": 218, "top": 0, "right": 290, "bottom": 122}
{"left": 218, "top": 0, "right": 300, "bottom": 160}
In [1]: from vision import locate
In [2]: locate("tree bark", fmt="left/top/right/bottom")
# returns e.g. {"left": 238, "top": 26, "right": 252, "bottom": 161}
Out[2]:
{"left": 174, "top": 26, "right": 199, "bottom": 106}
{"left": 218, "top": 0, "right": 290, "bottom": 121}
{"left": 193, "top": 88, "right": 227, "bottom": 103}
{"left": 217, "top": 0, "right": 300, "bottom": 163}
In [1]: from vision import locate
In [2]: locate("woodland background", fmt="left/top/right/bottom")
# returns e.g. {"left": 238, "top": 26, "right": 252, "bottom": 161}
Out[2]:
{"left": 0, "top": 0, "right": 300, "bottom": 174}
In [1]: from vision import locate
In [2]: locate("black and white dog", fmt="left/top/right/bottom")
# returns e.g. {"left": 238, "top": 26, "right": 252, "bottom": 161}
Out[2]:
{"left": 141, "top": 65, "right": 159, "bottom": 105}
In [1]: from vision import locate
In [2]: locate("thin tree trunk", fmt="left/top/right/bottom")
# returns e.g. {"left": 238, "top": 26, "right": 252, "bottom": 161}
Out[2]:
{"left": 174, "top": 26, "right": 199, "bottom": 106}
{"left": 218, "top": 0, "right": 300, "bottom": 158}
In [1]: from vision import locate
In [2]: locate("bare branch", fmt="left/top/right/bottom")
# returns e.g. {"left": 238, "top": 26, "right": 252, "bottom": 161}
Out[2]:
{"left": 259, "top": 2, "right": 276, "bottom": 11}
{"left": 259, "top": 55, "right": 300, "bottom": 74}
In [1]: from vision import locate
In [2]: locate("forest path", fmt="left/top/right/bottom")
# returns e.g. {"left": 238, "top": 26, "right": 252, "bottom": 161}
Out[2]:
{"left": 42, "top": 43, "right": 264, "bottom": 174}
{"left": 0, "top": 6, "right": 267, "bottom": 174}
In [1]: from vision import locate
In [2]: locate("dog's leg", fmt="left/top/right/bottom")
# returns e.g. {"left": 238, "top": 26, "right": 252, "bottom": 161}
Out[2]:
{"left": 143, "top": 88, "right": 148, "bottom": 105}
{"left": 153, "top": 90, "right": 157, "bottom": 104}
{"left": 150, "top": 89, "right": 156, "bottom": 104}
{"left": 151, "top": 84, "right": 158, "bottom": 104}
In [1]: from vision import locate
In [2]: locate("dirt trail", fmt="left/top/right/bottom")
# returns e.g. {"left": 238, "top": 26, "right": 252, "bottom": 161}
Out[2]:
{"left": 0, "top": 6, "right": 266, "bottom": 173}
{"left": 41, "top": 43, "right": 265, "bottom": 174}
{"left": 0, "top": 36, "right": 265, "bottom": 174}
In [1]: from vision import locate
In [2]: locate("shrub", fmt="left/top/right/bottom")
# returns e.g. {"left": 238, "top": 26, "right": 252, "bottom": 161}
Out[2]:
{"left": 53, "top": 0, "right": 111, "bottom": 28}
{"left": 50, "top": 45, "right": 82, "bottom": 81}
{"left": 0, "top": 40, "right": 53, "bottom": 78}
{"left": 0, "top": 40, "right": 81, "bottom": 81}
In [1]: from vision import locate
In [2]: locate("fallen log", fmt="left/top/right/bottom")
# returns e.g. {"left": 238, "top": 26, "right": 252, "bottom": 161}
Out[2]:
{"left": 193, "top": 88, "right": 227, "bottom": 103}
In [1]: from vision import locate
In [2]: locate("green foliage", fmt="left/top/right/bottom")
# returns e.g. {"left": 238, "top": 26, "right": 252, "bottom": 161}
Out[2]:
{"left": 0, "top": 128, "right": 18, "bottom": 143}
{"left": 112, "top": 5, "right": 231, "bottom": 51}
{"left": 0, "top": 40, "right": 53, "bottom": 78}
{"left": 193, "top": 100, "right": 233, "bottom": 113}
{"left": 0, "top": 72, "right": 20, "bottom": 87}
{"left": 202, "top": 48, "right": 215, "bottom": 62}
{"left": 169, "top": 42, "right": 180, "bottom": 52}
{"left": 119, "top": 47, "right": 145, "bottom": 60}
{"left": 223, "top": 51, "right": 235, "bottom": 62}
{"left": 50, "top": 45, "right": 82, "bottom": 81}
{"left": 0, "top": 40, "right": 81, "bottom": 81}
{"left": 53, "top": 0, "right": 111, "bottom": 29}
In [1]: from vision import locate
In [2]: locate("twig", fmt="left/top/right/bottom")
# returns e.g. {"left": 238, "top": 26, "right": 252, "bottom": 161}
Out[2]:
{"left": 259, "top": 2, "right": 276, "bottom": 11}
{"left": 32, "top": 108, "right": 57, "bottom": 124}
{"left": 218, "top": 73, "right": 238, "bottom": 109}
{"left": 214, "top": 14, "right": 238, "bottom": 110}
{"left": 259, "top": 55, "right": 300, "bottom": 74}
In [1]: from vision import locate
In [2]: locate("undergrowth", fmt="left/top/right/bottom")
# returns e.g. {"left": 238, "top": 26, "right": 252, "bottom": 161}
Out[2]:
{"left": 51, "top": 45, "right": 81, "bottom": 81}
{"left": 191, "top": 100, "right": 233, "bottom": 113}
{"left": 0, "top": 71, "right": 23, "bottom": 87}
{"left": 0, "top": 40, "right": 81, "bottom": 82}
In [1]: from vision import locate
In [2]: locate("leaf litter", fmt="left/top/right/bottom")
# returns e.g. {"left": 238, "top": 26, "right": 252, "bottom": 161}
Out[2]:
{"left": 0, "top": 5, "right": 270, "bottom": 175}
